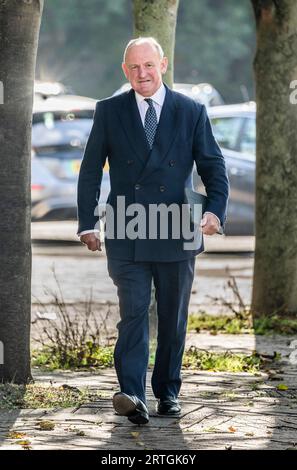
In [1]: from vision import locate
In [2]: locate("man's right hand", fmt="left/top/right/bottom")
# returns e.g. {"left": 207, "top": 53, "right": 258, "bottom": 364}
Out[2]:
{"left": 80, "top": 233, "right": 102, "bottom": 251}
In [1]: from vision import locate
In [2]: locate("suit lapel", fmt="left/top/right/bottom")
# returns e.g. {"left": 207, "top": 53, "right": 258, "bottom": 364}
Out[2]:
{"left": 138, "top": 85, "right": 180, "bottom": 182}
{"left": 116, "top": 85, "right": 181, "bottom": 179}
{"left": 117, "top": 89, "right": 150, "bottom": 165}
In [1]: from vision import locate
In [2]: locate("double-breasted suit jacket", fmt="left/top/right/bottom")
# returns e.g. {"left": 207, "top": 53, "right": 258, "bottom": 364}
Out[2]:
{"left": 77, "top": 84, "right": 229, "bottom": 261}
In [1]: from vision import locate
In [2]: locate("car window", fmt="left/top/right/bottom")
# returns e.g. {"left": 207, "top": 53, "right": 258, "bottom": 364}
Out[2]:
{"left": 32, "top": 109, "right": 94, "bottom": 125}
{"left": 32, "top": 117, "right": 93, "bottom": 150}
{"left": 210, "top": 116, "right": 243, "bottom": 151}
{"left": 239, "top": 117, "right": 255, "bottom": 157}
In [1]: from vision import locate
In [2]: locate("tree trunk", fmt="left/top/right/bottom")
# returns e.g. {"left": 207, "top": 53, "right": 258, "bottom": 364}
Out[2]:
{"left": 133, "top": 0, "right": 179, "bottom": 87}
{"left": 0, "top": 0, "right": 43, "bottom": 383}
{"left": 251, "top": 0, "right": 297, "bottom": 316}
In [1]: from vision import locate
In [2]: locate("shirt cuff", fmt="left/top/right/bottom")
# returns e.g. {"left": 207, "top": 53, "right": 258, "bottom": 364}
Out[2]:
{"left": 77, "top": 229, "right": 100, "bottom": 237}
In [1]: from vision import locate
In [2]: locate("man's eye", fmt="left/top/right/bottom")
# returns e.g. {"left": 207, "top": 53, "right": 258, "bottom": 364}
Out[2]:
{"left": 146, "top": 64, "right": 153, "bottom": 68}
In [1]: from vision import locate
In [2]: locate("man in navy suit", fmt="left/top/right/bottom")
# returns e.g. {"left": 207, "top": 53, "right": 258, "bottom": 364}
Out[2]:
{"left": 77, "top": 37, "right": 229, "bottom": 425}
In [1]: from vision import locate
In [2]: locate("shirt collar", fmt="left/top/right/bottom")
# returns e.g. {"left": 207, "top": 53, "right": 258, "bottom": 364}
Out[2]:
{"left": 134, "top": 83, "right": 166, "bottom": 107}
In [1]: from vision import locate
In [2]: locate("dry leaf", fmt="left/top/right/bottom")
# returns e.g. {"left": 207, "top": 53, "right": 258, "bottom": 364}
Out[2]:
{"left": 228, "top": 426, "right": 237, "bottom": 433}
{"left": 16, "top": 440, "right": 31, "bottom": 446}
{"left": 7, "top": 431, "right": 27, "bottom": 439}
{"left": 38, "top": 420, "right": 55, "bottom": 431}
{"left": 277, "top": 384, "right": 288, "bottom": 391}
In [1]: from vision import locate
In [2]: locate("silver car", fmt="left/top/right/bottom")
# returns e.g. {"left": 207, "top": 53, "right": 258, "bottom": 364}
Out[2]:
{"left": 31, "top": 95, "right": 110, "bottom": 220}
{"left": 196, "top": 102, "right": 256, "bottom": 235}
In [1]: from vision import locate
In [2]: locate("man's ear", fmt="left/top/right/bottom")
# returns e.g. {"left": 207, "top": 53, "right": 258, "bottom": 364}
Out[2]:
{"left": 122, "top": 62, "right": 128, "bottom": 79}
{"left": 161, "top": 57, "right": 168, "bottom": 75}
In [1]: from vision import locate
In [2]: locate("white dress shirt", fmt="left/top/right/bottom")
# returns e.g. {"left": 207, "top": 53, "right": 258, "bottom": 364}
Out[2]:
{"left": 78, "top": 83, "right": 220, "bottom": 237}
{"left": 134, "top": 82, "right": 166, "bottom": 125}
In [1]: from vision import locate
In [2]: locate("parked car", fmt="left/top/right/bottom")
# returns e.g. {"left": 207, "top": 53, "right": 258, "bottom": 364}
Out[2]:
{"left": 34, "top": 80, "right": 73, "bottom": 101}
{"left": 194, "top": 102, "right": 256, "bottom": 235}
{"left": 31, "top": 95, "right": 110, "bottom": 220}
{"left": 113, "top": 82, "right": 224, "bottom": 107}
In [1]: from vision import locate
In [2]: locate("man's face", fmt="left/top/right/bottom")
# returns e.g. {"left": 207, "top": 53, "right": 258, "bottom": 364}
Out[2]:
{"left": 122, "top": 43, "right": 168, "bottom": 97}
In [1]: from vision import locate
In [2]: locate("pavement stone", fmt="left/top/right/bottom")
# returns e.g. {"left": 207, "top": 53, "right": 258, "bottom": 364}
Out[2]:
{"left": 1, "top": 333, "right": 296, "bottom": 450}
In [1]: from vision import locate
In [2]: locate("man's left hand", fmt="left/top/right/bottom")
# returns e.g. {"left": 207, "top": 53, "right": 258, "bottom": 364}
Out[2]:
{"left": 200, "top": 213, "right": 220, "bottom": 235}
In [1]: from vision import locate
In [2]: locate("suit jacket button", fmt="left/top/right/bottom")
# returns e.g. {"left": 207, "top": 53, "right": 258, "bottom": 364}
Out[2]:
{"left": 135, "top": 184, "right": 141, "bottom": 190}
{"left": 169, "top": 160, "right": 175, "bottom": 166}
{"left": 127, "top": 159, "right": 134, "bottom": 165}
{"left": 159, "top": 185, "right": 165, "bottom": 192}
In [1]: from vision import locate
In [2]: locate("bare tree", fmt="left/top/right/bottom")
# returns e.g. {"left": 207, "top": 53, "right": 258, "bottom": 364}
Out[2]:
{"left": 251, "top": 0, "right": 297, "bottom": 316}
{"left": 133, "top": 0, "right": 180, "bottom": 87}
{"left": 0, "top": 0, "right": 43, "bottom": 383}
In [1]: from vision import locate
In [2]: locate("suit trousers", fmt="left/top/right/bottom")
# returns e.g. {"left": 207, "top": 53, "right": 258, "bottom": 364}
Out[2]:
{"left": 107, "top": 257, "right": 196, "bottom": 403}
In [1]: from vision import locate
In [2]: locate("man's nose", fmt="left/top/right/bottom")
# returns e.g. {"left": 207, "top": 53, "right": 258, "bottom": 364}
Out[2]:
{"left": 138, "top": 66, "right": 146, "bottom": 78}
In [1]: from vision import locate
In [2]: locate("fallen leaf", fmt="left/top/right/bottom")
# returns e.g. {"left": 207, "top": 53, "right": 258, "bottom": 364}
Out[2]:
{"left": 228, "top": 426, "right": 237, "bottom": 433}
{"left": 16, "top": 440, "right": 31, "bottom": 446}
{"left": 7, "top": 431, "right": 27, "bottom": 439}
{"left": 130, "top": 432, "right": 140, "bottom": 438}
{"left": 245, "top": 432, "right": 254, "bottom": 437}
{"left": 38, "top": 420, "right": 55, "bottom": 431}
{"left": 203, "top": 427, "right": 220, "bottom": 433}
{"left": 277, "top": 384, "right": 288, "bottom": 391}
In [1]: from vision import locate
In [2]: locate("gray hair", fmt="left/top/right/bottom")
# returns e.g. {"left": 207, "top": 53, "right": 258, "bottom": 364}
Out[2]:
{"left": 123, "top": 37, "right": 164, "bottom": 63}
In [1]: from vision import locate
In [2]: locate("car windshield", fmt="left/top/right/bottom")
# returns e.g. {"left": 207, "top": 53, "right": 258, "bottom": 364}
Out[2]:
{"left": 32, "top": 112, "right": 93, "bottom": 155}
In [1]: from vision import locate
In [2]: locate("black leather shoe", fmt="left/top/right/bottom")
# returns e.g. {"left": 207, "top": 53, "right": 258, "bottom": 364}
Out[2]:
{"left": 113, "top": 392, "right": 149, "bottom": 425}
{"left": 156, "top": 398, "right": 181, "bottom": 416}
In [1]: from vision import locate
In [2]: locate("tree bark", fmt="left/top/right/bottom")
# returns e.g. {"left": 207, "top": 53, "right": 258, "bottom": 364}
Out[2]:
{"left": 0, "top": 0, "right": 43, "bottom": 383}
{"left": 133, "top": 0, "right": 179, "bottom": 87}
{"left": 251, "top": 0, "right": 297, "bottom": 315}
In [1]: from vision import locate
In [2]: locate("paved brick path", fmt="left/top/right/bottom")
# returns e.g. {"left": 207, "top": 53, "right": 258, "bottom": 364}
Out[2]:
{"left": 1, "top": 333, "right": 296, "bottom": 450}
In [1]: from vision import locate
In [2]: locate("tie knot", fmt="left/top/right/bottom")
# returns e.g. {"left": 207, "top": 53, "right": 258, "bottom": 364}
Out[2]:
{"left": 145, "top": 98, "right": 154, "bottom": 107}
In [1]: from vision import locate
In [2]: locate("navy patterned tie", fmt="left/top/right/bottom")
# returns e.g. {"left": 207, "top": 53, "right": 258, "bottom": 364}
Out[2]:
{"left": 144, "top": 98, "right": 158, "bottom": 149}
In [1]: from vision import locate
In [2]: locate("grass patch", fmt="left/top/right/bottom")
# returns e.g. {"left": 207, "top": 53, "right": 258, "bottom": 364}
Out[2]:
{"left": 188, "top": 312, "right": 297, "bottom": 335}
{"left": 33, "top": 343, "right": 264, "bottom": 374}
{"left": 182, "top": 346, "right": 263, "bottom": 373}
{"left": 201, "top": 270, "right": 297, "bottom": 335}
{"left": 32, "top": 344, "right": 114, "bottom": 370}
{"left": 253, "top": 315, "right": 297, "bottom": 335}
{"left": 187, "top": 313, "right": 252, "bottom": 335}
{"left": 0, "top": 383, "right": 103, "bottom": 409}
